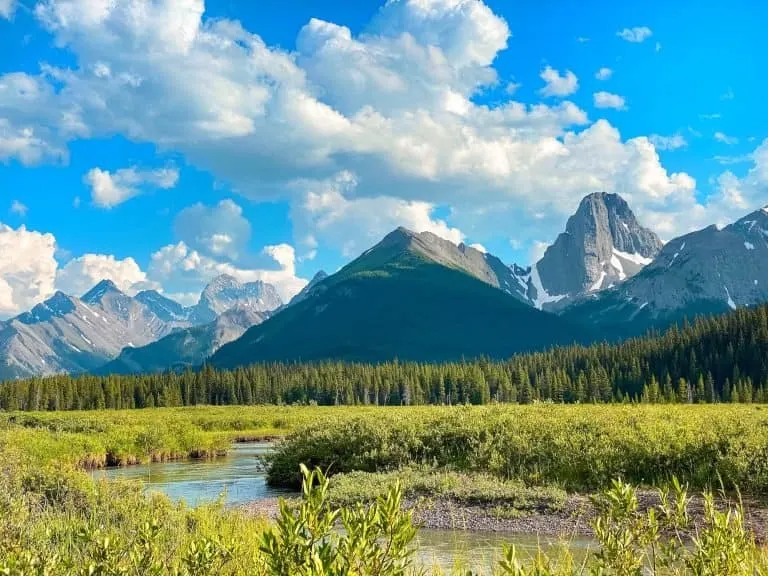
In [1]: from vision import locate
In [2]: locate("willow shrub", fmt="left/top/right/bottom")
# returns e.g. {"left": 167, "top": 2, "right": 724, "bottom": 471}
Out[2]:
{"left": 267, "top": 405, "right": 768, "bottom": 492}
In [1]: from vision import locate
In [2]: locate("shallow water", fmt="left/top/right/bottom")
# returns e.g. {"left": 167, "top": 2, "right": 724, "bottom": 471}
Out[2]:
{"left": 94, "top": 442, "right": 593, "bottom": 573}
{"left": 93, "top": 442, "right": 290, "bottom": 506}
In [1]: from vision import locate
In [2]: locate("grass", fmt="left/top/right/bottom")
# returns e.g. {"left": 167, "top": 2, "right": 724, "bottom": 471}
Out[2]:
{"left": 327, "top": 467, "right": 567, "bottom": 515}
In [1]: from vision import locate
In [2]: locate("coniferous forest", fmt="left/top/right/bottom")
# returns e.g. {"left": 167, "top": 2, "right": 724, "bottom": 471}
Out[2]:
{"left": 3, "top": 304, "right": 768, "bottom": 411}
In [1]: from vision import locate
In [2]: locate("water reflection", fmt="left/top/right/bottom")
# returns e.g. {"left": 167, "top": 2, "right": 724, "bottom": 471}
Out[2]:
{"left": 93, "top": 442, "right": 289, "bottom": 506}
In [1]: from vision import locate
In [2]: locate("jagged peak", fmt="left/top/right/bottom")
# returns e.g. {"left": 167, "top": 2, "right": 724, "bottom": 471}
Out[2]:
{"left": 81, "top": 279, "right": 124, "bottom": 303}
{"left": 204, "top": 274, "right": 242, "bottom": 292}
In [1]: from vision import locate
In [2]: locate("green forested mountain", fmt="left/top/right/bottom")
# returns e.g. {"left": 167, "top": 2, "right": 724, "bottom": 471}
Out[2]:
{"left": 3, "top": 303, "right": 768, "bottom": 410}
{"left": 209, "top": 228, "right": 586, "bottom": 366}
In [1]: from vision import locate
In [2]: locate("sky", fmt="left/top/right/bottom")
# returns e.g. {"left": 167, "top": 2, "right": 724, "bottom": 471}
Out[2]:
{"left": 1, "top": 0, "right": 767, "bottom": 318}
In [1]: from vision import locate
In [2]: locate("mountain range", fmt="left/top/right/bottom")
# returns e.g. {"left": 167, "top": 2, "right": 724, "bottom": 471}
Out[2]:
{"left": 0, "top": 275, "right": 285, "bottom": 380}
{"left": 2, "top": 191, "right": 768, "bottom": 378}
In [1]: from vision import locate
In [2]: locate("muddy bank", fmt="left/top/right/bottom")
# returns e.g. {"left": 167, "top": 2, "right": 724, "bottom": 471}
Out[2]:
{"left": 242, "top": 491, "right": 768, "bottom": 542}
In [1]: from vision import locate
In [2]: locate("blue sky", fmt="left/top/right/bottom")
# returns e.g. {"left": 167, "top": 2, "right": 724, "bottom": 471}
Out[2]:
{"left": 1, "top": 0, "right": 767, "bottom": 317}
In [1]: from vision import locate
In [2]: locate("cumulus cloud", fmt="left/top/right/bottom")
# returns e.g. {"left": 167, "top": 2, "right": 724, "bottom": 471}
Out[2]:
{"left": 0, "top": 0, "right": 743, "bottom": 256}
{"left": 84, "top": 166, "right": 179, "bottom": 208}
{"left": 595, "top": 68, "right": 613, "bottom": 81}
{"left": 617, "top": 27, "right": 653, "bottom": 43}
{"left": 55, "top": 254, "right": 158, "bottom": 297}
{"left": 714, "top": 131, "right": 739, "bottom": 145}
{"left": 0, "top": 119, "right": 67, "bottom": 165}
{"left": 290, "top": 171, "right": 464, "bottom": 258}
{"left": 0, "top": 224, "right": 58, "bottom": 318}
{"left": 648, "top": 134, "right": 687, "bottom": 151}
{"left": 593, "top": 91, "right": 627, "bottom": 110}
{"left": 149, "top": 241, "right": 307, "bottom": 302}
{"left": 174, "top": 199, "right": 251, "bottom": 260}
{"left": 538, "top": 66, "right": 579, "bottom": 97}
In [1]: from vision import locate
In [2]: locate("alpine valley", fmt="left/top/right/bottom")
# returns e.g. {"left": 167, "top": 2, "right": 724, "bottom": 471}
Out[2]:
{"left": 3, "top": 191, "right": 768, "bottom": 378}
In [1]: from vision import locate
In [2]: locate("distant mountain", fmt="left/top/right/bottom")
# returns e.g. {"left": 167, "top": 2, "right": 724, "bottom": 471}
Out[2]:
{"left": 189, "top": 275, "right": 282, "bottom": 324}
{"left": 99, "top": 305, "right": 269, "bottom": 374}
{"left": 562, "top": 205, "right": 768, "bottom": 336}
{"left": 526, "top": 192, "right": 662, "bottom": 309}
{"left": 0, "top": 274, "right": 285, "bottom": 381}
{"left": 209, "top": 227, "right": 587, "bottom": 367}
{"left": 0, "top": 285, "right": 177, "bottom": 380}
{"left": 135, "top": 290, "right": 190, "bottom": 323}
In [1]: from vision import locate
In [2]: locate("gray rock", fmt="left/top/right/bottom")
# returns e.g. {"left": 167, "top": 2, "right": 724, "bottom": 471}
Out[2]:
{"left": 565, "top": 206, "right": 768, "bottom": 328}
{"left": 100, "top": 305, "right": 268, "bottom": 374}
{"left": 189, "top": 274, "right": 282, "bottom": 323}
{"left": 0, "top": 274, "right": 285, "bottom": 380}
{"left": 533, "top": 192, "right": 662, "bottom": 307}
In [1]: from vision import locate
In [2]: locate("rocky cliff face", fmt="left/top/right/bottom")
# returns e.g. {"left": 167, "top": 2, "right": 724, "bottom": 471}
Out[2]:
{"left": 529, "top": 192, "right": 663, "bottom": 308}
{"left": 190, "top": 275, "right": 282, "bottom": 323}
{"left": 564, "top": 206, "right": 768, "bottom": 331}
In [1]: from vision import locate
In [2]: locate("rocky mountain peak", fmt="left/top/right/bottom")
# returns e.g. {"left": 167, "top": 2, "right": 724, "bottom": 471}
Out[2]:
{"left": 134, "top": 290, "right": 187, "bottom": 323}
{"left": 533, "top": 192, "right": 662, "bottom": 304}
{"left": 81, "top": 280, "right": 123, "bottom": 304}
{"left": 194, "top": 275, "right": 282, "bottom": 321}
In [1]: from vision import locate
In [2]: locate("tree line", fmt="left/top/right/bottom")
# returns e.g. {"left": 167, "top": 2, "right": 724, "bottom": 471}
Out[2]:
{"left": 2, "top": 304, "right": 768, "bottom": 410}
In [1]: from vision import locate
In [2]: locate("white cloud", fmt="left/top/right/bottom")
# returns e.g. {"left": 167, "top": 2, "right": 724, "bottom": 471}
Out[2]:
{"left": 700, "top": 113, "right": 721, "bottom": 120}
{"left": 648, "top": 134, "right": 687, "bottom": 151}
{"left": 469, "top": 243, "right": 487, "bottom": 253}
{"left": 0, "top": 0, "right": 15, "bottom": 19}
{"left": 595, "top": 67, "right": 613, "bottom": 81}
{"left": 174, "top": 199, "right": 251, "bottom": 260}
{"left": 290, "top": 171, "right": 465, "bottom": 258}
{"left": 10, "top": 200, "right": 28, "bottom": 216}
{"left": 0, "top": 119, "right": 67, "bottom": 165}
{"left": 149, "top": 241, "right": 307, "bottom": 302}
{"left": 714, "top": 155, "right": 750, "bottom": 165}
{"left": 617, "top": 27, "right": 653, "bottom": 43}
{"left": 538, "top": 66, "right": 579, "bottom": 97}
{"left": 0, "top": 224, "right": 58, "bottom": 318}
{"left": 84, "top": 166, "right": 179, "bottom": 208}
{"left": 55, "top": 254, "right": 158, "bottom": 297}
{"left": 576, "top": 37, "right": 589, "bottom": 43}
{"left": 655, "top": 42, "right": 662, "bottom": 52}
{"left": 714, "top": 131, "right": 738, "bottom": 145}
{"left": 0, "top": 0, "right": 741, "bottom": 255}
{"left": 593, "top": 91, "right": 627, "bottom": 110}
{"left": 505, "top": 81, "right": 521, "bottom": 95}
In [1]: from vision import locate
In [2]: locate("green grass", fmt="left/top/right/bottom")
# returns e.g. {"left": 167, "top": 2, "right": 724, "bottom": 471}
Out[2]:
{"left": 327, "top": 467, "right": 567, "bottom": 513}
{"left": 266, "top": 404, "right": 768, "bottom": 493}
{"left": 4, "top": 405, "right": 768, "bottom": 574}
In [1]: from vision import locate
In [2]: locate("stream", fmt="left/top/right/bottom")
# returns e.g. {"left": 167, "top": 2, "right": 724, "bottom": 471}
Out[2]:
{"left": 94, "top": 442, "right": 593, "bottom": 573}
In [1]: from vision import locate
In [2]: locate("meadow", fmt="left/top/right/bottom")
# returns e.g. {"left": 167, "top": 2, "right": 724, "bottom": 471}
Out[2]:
{"left": 4, "top": 404, "right": 768, "bottom": 574}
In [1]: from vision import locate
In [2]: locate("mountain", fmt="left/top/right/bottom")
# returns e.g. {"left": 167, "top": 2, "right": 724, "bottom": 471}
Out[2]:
{"left": 562, "top": 205, "right": 768, "bottom": 336}
{"left": 189, "top": 275, "right": 282, "bottom": 324}
{"left": 99, "top": 305, "right": 268, "bottom": 374}
{"left": 135, "top": 290, "right": 190, "bottom": 323}
{"left": 287, "top": 271, "right": 328, "bottom": 306}
{"left": 209, "top": 227, "right": 588, "bottom": 367}
{"left": 0, "top": 286, "right": 178, "bottom": 380}
{"left": 527, "top": 192, "right": 662, "bottom": 309}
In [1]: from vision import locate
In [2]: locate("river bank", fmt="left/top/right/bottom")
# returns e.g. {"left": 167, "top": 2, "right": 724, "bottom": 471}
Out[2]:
{"left": 242, "top": 490, "right": 768, "bottom": 542}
